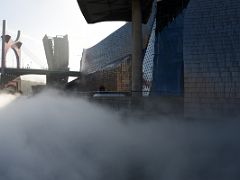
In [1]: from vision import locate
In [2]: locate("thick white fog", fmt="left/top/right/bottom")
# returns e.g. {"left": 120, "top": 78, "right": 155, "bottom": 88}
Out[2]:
{"left": 0, "top": 93, "right": 19, "bottom": 108}
{"left": 0, "top": 90, "right": 239, "bottom": 180}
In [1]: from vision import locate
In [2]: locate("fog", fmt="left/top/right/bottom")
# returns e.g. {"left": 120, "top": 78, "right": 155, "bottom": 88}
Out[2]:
{"left": 0, "top": 92, "right": 19, "bottom": 108}
{"left": 0, "top": 90, "right": 239, "bottom": 180}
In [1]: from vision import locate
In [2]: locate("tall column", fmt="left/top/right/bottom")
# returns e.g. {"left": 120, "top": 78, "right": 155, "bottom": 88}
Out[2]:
{"left": 1, "top": 20, "right": 6, "bottom": 85}
{"left": 132, "top": 0, "right": 143, "bottom": 96}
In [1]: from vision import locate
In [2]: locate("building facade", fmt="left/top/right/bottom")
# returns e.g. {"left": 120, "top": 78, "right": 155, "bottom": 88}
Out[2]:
{"left": 183, "top": 0, "right": 240, "bottom": 115}
{"left": 79, "top": 2, "right": 156, "bottom": 91}
{"left": 151, "top": 12, "right": 184, "bottom": 96}
{"left": 43, "top": 35, "right": 69, "bottom": 86}
{"left": 75, "top": 0, "right": 240, "bottom": 116}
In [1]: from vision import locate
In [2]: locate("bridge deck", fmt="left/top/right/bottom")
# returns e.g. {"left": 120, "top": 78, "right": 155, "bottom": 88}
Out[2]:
{"left": 0, "top": 68, "right": 81, "bottom": 77}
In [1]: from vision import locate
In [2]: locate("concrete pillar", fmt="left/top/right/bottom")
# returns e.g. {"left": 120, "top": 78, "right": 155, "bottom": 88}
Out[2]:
{"left": 132, "top": 0, "right": 143, "bottom": 96}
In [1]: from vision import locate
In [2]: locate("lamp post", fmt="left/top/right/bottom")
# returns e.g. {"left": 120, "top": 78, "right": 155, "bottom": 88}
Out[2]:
{"left": 1, "top": 20, "right": 6, "bottom": 86}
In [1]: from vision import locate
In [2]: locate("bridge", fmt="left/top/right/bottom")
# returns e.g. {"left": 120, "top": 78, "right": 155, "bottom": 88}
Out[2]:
{"left": 1, "top": 20, "right": 82, "bottom": 89}
{"left": 0, "top": 67, "right": 82, "bottom": 88}
{"left": 1, "top": 67, "right": 81, "bottom": 77}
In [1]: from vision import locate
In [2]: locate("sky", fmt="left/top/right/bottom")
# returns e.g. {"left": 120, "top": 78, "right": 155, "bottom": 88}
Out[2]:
{"left": 0, "top": 0, "right": 125, "bottom": 78}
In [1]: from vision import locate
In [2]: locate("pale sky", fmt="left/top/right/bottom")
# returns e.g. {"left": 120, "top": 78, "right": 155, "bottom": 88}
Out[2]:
{"left": 0, "top": 0, "right": 125, "bottom": 80}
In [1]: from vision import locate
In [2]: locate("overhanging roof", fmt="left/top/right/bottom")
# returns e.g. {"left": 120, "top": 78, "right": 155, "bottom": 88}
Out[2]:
{"left": 156, "top": 0, "right": 190, "bottom": 31}
{"left": 77, "top": 0, "right": 154, "bottom": 24}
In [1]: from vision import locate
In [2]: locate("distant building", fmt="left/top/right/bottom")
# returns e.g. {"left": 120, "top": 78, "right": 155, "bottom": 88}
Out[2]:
{"left": 43, "top": 35, "right": 69, "bottom": 86}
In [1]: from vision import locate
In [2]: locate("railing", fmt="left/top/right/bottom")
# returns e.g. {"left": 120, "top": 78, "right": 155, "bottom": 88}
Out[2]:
{"left": 65, "top": 90, "right": 184, "bottom": 117}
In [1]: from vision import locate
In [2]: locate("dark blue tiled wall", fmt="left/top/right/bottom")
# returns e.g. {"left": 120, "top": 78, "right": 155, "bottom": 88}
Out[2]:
{"left": 151, "top": 13, "right": 184, "bottom": 96}
{"left": 184, "top": 0, "right": 240, "bottom": 115}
